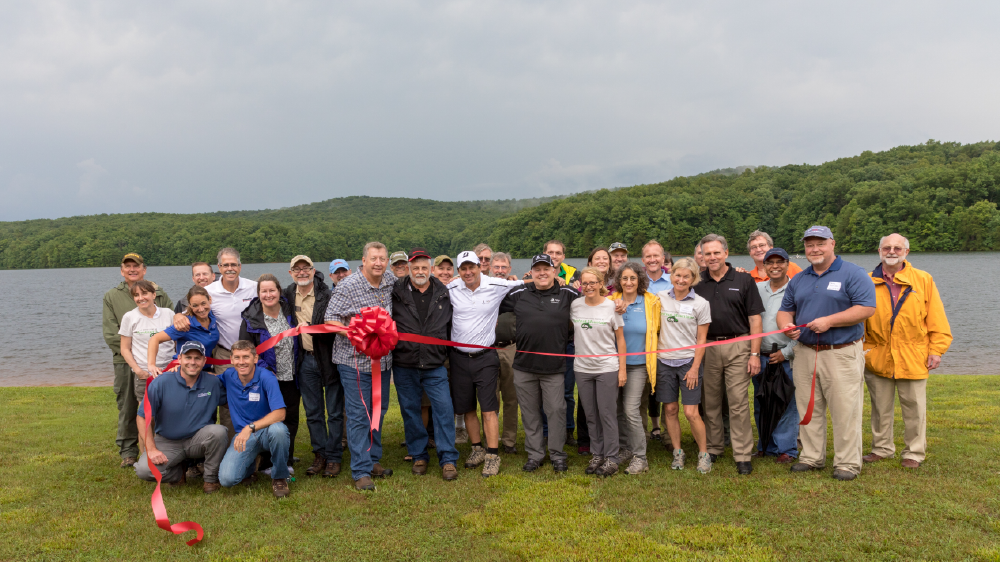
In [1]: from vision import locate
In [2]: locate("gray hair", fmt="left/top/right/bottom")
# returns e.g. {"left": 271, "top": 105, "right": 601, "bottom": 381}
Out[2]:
{"left": 217, "top": 247, "right": 241, "bottom": 265}
{"left": 747, "top": 230, "right": 773, "bottom": 251}
{"left": 878, "top": 234, "right": 910, "bottom": 251}
{"left": 492, "top": 251, "right": 511, "bottom": 264}
{"left": 362, "top": 241, "right": 387, "bottom": 259}
{"left": 670, "top": 257, "right": 702, "bottom": 287}
{"left": 474, "top": 243, "right": 492, "bottom": 255}
{"left": 700, "top": 233, "right": 728, "bottom": 252}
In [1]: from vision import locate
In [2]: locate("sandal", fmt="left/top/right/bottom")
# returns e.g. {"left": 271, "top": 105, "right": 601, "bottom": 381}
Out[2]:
{"left": 650, "top": 428, "right": 662, "bottom": 439}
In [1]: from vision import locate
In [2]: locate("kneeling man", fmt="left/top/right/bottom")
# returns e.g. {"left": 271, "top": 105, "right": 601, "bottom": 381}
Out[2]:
{"left": 218, "top": 340, "right": 291, "bottom": 498}
{"left": 135, "top": 341, "right": 228, "bottom": 494}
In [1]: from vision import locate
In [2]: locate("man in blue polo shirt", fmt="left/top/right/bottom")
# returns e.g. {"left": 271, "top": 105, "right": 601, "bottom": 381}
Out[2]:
{"left": 135, "top": 341, "right": 228, "bottom": 494}
{"left": 777, "top": 226, "right": 876, "bottom": 481}
{"left": 217, "top": 340, "right": 291, "bottom": 498}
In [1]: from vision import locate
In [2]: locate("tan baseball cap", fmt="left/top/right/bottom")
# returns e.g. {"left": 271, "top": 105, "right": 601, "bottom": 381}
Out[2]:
{"left": 122, "top": 253, "right": 144, "bottom": 265}
{"left": 433, "top": 255, "right": 453, "bottom": 267}
{"left": 289, "top": 255, "right": 314, "bottom": 269}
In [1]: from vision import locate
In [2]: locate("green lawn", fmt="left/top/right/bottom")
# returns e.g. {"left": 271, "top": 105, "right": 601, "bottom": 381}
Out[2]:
{"left": 2, "top": 376, "right": 999, "bottom": 561}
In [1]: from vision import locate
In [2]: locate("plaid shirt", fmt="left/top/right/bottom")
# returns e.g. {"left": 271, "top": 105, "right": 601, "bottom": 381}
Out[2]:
{"left": 324, "top": 269, "right": 396, "bottom": 372}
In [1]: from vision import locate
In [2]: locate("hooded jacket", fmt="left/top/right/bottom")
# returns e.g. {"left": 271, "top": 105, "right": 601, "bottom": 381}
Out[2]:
{"left": 282, "top": 271, "right": 336, "bottom": 385}
{"left": 103, "top": 280, "right": 173, "bottom": 363}
{"left": 391, "top": 276, "right": 452, "bottom": 369}
{"left": 239, "top": 296, "right": 300, "bottom": 381}
{"left": 864, "top": 260, "right": 952, "bottom": 380}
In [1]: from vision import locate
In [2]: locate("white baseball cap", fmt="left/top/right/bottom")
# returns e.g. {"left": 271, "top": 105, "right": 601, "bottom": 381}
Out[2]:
{"left": 456, "top": 251, "right": 479, "bottom": 268}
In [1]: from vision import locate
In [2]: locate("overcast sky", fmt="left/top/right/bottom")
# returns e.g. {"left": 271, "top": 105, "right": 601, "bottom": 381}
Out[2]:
{"left": 2, "top": 1, "right": 998, "bottom": 221}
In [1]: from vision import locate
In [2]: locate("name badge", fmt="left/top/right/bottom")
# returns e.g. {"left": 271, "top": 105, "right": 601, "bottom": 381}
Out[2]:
{"left": 679, "top": 304, "right": 694, "bottom": 314}
{"left": 827, "top": 282, "right": 842, "bottom": 291}
{"left": 249, "top": 392, "right": 261, "bottom": 402}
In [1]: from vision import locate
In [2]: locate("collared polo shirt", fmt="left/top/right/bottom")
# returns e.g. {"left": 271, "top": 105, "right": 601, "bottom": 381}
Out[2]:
{"left": 139, "top": 371, "right": 226, "bottom": 440}
{"left": 324, "top": 269, "right": 396, "bottom": 372}
{"left": 621, "top": 294, "right": 647, "bottom": 366}
{"left": 218, "top": 366, "right": 286, "bottom": 434}
{"left": 779, "top": 256, "right": 876, "bottom": 346}
{"left": 206, "top": 277, "right": 258, "bottom": 349}
{"left": 294, "top": 286, "right": 316, "bottom": 352}
{"left": 657, "top": 289, "right": 712, "bottom": 364}
{"left": 448, "top": 274, "right": 524, "bottom": 352}
{"left": 647, "top": 271, "right": 673, "bottom": 294}
{"left": 756, "top": 279, "right": 797, "bottom": 360}
{"left": 163, "top": 312, "right": 220, "bottom": 368}
{"left": 693, "top": 263, "right": 765, "bottom": 338}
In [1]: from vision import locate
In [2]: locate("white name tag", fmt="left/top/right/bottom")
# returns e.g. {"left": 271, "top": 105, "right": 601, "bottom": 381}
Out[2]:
{"left": 679, "top": 304, "right": 694, "bottom": 314}
{"left": 827, "top": 282, "right": 842, "bottom": 291}
{"left": 248, "top": 392, "right": 261, "bottom": 402}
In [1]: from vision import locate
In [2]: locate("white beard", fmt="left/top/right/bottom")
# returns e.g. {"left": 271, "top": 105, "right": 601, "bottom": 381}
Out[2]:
{"left": 883, "top": 257, "right": 901, "bottom": 266}
{"left": 412, "top": 275, "right": 429, "bottom": 287}
{"left": 296, "top": 279, "right": 311, "bottom": 287}
{"left": 806, "top": 255, "right": 825, "bottom": 265}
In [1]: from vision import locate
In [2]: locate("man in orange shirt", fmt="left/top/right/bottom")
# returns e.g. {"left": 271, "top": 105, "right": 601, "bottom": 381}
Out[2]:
{"left": 747, "top": 231, "right": 802, "bottom": 282}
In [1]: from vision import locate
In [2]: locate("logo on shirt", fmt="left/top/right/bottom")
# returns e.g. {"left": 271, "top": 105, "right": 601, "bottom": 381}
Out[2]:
{"left": 197, "top": 392, "right": 212, "bottom": 397}
{"left": 550, "top": 298, "right": 560, "bottom": 304}
{"left": 581, "top": 322, "right": 593, "bottom": 330}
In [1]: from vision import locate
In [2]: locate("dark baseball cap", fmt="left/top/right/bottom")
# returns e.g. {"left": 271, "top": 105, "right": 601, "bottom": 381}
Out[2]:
{"left": 801, "top": 225, "right": 834, "bottom": 240}
{"left": 409, "top": 247, "right": 431, "bottom": 261}
{"left": 179, "top": 341, "right": 206, "bottom": 356}
{"left": 530, "top": 254, "right": 555, "bottom": 268}
{"left": 609, "top": 242, "right": 628, "bottom": 252}
{"left": 763, "top": 248, "right": 790, "bottom": 261}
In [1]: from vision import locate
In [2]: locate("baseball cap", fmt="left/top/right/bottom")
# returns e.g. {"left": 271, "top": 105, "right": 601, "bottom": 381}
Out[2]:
{"left": 609, "top": 242, "right": 628, "bottom": 253}
{"left": 530, "top": 254, "right": 555, "bottom": 268}
{"left": 329, "top": 259, "right": 350, "bottom": 273}
{"left": 456, "top": 251, "right": 479, "bottom": 268}
{"left": 433, "top": 255, "right": 453, "bottom": 267}
{"left": 763, "top": 248, "right": 790, "bottom": 261}
{"left": 409, "top": 247, "right": 431, "bottom": 261}
{"left": 122, "top": 253, "right": 144, "bottom": 265}
{"left": 179, "top": 341, "right": 206, "bottom": 356}
{"left": 289, "top": 255, "right": 313, "bottom": 269}
{"left": 801, "top": 225, "right": 834, "bottom": 241}
{"left": 390, "top": 251, "right": 409, "bottom": 265}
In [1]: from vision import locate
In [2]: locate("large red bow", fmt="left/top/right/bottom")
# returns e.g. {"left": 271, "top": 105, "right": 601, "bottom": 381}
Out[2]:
{"left": 343, "top": 307, "right": 398, "bottom": 432}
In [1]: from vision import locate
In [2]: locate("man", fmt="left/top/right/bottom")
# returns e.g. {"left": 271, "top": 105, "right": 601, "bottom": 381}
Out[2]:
{"left": 544, "top": 239, "right": 580, "bottom": 285}
{"left": 390, "top": 251, "right": 410, "bottom": 278}
{"left": 542, "top": 239, "right": 583, "bottom": 449}
{"left": 432, "top": 255, "right": 455, "bottom": 284}
{"left": 324, "top": 241, "right": 396, "bottom": 491}
{"left": 217, "top": 341, "right": 291, "bottom": 498}
{"left": 102, "top": 252, "right": 173, "bottom": 468}
{"left": 329, "top": 259, "right": 351, "bottom": 286}
{"left": 694, "top": 242, "right": 706, "bottom": 270}
{"left": 391, "top": 248, "right": 460, "bottom": 480}
{"left": 134, "top": 341, "right": 228, "bottom": 493}
{"left": 693, "top": 234, "right": 764, "bottom": 475}
{"left": 609, "top": 242, "right": 629, "bottom": 274}
{"left": 746, "top": 231, "right": 803, "bottom": 283}
{"left": 475, "top": 243, "right": 493, "bottom": 274}
{"left": 174, "top": 262, "right": 215, "bottom": 313}
{"left": 284, "top": 255, "right": 343, "bottom": 478}
{"left": 491, "top": 252, "right": 519, "bottom": 454}
{"left": 447, "top": 250, "right": 525, "bottom": 477}
{"left": 643, "top": 240, "right": 673, "bottom": 294}
{"left": 753, "top": 248, "right": 800, "bottom": 463}
{"left": 778, "top": 226, "right": 876, "bottom": 481}
{"left": 862, "top": 233, "right": 952, "bottom": 469}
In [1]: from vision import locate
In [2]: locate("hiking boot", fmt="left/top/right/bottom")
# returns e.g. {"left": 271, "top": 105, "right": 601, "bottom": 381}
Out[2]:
{"left": 671, "top": 449, "right": 686, "bottom": 470}
{"left": 901, "top": 459, "right": 921, "bottom": 469}
{"left": 585, "top": 455, "right": 605, "bottom": 475}
{"left": 696, "top": 452, "right": 712, "bottom": 474}
{"left": 832, "top": 469, "right": 857, "bottom": 481}
{"left": 240, "top": 473, "right": 259, "bottom": 486}
{"left": 775, "top": 454, "right": 795, "bottom": 464}
{"left": 455, "top": 427, "right": 469, "bottom": 444}
{"left": 322, "top": 461, "right": 341, "bottom": 478}
{"left": 566, "top": 429, "right": 578, "bottom": 446}
{"left": 354, "top": 476, "right": 375, "bottom": 491}
{"left": 272, "top": 478, "right": 290, "bottom": 498}
{"left": 442, "top": 463, "right": 458, "bottom": 481}
{"left": 427, "top": 438, "right": 436, "bottom": 449}
{"left": 306, "top": 455, "right": 327, "bottom": 476}
{"left": 412, "top": 460, "right": 428, "bottom": 476}
{"left": 465, "top": 445, "right": 486, "bottom": 468}
{"left": 596, "top": 458, "right": 618, "bottom": 477}
{"left": 168, "top": 473, "right": 187, "bottom": 487}
{"left": 203, "top": 481, "right": 221, "bottom": 494}
{"left": 736, "top": 461, "right": 753, "bottom": 475}
{"left": 482, "top": 454, "right": 501, "bottom": 478}
{"left": 790, "top": 462, "right": 819, "bottom": 473}
{"left": 708, "top": 453, "right": 719, "bottom": 463}
{"left": 618, "top": 446, "right": 634, "bottom": 466}
{"left": 577, "top": 445, "right": 591, "bottom": 456}
{"left": 522, "top": 459, "right": 542, "bottom": 472}
{"left": 552, "top": 459, "right": 568, "bottom": 472}
{"left": 120, "top": 457, "right": 137, "bottom": 468}
{"left": 502, "top": 444, "right": 518, "bottom": 454}
{"left": 186, "top": 464, "right": 204, "bottom": 480}
{"left": 624, "top": 456, "right": 648, "bottom": 475}
{"left": 863, "top": 452, "right": 889, "bottom": 463}
{"left": 752, "top": 450, "right": 766, "bottom": 459}
{"left": 371, "top": 463, "right": 392, "bottom": 478}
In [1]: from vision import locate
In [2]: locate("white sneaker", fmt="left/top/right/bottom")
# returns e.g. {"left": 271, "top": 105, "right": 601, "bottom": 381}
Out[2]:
{"left": 455, "top": 427, "right": 470, "bottom": 445}
{"left": 671, "top": 449, "right": 686, "bottom": 470}
{"left": 697, "top": 452, "right": 712, "bottom": 474}
{"left": 625, "top": 456, "right": 649, "bottom": 475}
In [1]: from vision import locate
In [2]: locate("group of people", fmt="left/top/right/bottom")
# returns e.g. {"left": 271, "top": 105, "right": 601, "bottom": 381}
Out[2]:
{"left": 102, "top": 226, "right": 952, "bottom": 496}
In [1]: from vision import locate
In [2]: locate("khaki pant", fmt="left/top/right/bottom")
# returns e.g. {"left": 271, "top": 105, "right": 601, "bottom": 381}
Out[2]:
{"left": 702, "top": 338, "right": 753, "bottom": 461}
{"left": 213, "top": 347, "right": 236, "bottom": 442}
{"left": 113, "top": 362, "right": 139, "bottom": 459}
{"left": 865, "top": 371, "right": 927, "bottom": 463}
{"left": 497, "top": 345, "right": 519, "bottom": 448}
{"left": 792, "top": 341, "right": 865, "bottom": 474}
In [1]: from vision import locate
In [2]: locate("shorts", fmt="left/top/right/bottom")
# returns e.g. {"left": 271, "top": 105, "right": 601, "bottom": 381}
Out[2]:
{"left": 133, "top": 373, "right": 148, "bottom": 404}
{"left": 449, "top": 349, "right": 500, "bottom": 415}
{"left": 655, "top": 359, "right": 702, "bottom": 406}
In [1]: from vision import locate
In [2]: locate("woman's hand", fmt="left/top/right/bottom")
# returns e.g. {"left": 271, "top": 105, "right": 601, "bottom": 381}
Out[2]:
{"left": 685, "top": 366, "right": 699, "bottom": 390}
{"left": 148, "top": 364, "right": 163, "bottom": 377}
{"left": 135, "top": 369, "right": 150, "bottom": 380}
{"left": 618, "top": 368, "right": 627, "bottom": 387}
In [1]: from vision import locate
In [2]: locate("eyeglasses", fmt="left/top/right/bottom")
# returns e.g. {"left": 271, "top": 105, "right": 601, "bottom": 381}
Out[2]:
{"left": 219, "top": 263, "right": 240, "bottom": 269}
{"left": 580, "top": 281, "right": 601, "bottom": 287}
{"left": 749, "top": 243, "right": 770, "bottom": 251}
{"left": 880, "top": 246, "right": 906, "bottom": 253}
{"left": 290, "top": 267, "right": 314, "bottom": 274}
{"left": 479, "top": 256, "right": 492, "bottom": 263}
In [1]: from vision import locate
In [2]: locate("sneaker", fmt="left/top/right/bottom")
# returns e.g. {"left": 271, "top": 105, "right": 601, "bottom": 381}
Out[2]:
{"left": 482, "top": 454, "right": 501, "bottom": 478}
{"left": 585, "top": 455, "right": 605, "bottom": 475}
{"left": 455, "top": 427, "right": 470, "bottom": 444}
{"left": 596, "top": 458, "right": 618, "bottom": 477}
{"left": 272, "top": 478, "right": 290, "bottom": 498}
{"left": 263, "top": 466, "right": 291, "bottom": 476}
{"left": 671, "top": 449, "right": 686, "bottom": 470}
{"left": 306, "top": 455, "right": 327, "bottom": 476}
{"left": 625, "top": 456, "right": 649, "bottom": 475}
{"left": 618, "top": 446, "right": 634, "bottom": 466}
{"left": 465, "top": 445, "right": 486, "bottom": 468}
{"left": 696, "top": 452, "right": 712, "bottom": 474}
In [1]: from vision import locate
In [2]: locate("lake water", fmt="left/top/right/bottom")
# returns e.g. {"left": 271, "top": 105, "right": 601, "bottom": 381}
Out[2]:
{"left": 0, "top": 253, "right": 996, "bottom": 385}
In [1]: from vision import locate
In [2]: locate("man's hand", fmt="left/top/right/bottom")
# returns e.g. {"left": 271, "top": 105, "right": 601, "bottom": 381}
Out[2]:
{"left": 734, "top": 266, "right": 748, "bottom": 274}
{"left": 613, "top": 298, "right": 627, "bottom": 314}
{"left": 781, "top": 323, "right": 801, "bottom": 340}
{"left": 618, "top": 368, "right": 627, "bottom": 387}
{"left": 770, "top": 350, "right": 786, "bottom": 364}
{"left": 172, "top": 313, "right": 191, "bottom": 332}
{"left": 234, "top": 427, "right": 252, "bottom": 452}
{"left": 507, "top": 275, "right": 518, "bottom": 281}
{"left": 806, "top": 316, "right": 833, "bottom": 334}
{"left": 147, "top": 448, "right": 168, "bottom": 465}
{"left": 927, "top": 354, "right": 942, "bottom": 370}
{"left": 685, "top": 366, "right": 699, "bottom": 390}
{"left": 748, "top": 355, "right": 761, "bottom": 376}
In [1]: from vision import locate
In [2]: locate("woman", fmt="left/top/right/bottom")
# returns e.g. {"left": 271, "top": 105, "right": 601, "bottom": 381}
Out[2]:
{"left": 148, "top": 285, "right": 219, "bottom": 376}
{"left": 120, "top": 280, "right": 175, "bottom": 409}
{"left": 610, "top": 262, "right": 661, "bottom": 475}
{"left": 587, "top": 246, "right": 613, "bottom": 291}
{"left": 572, "top": 267, "right": 626, "bottom": 477}
{"left": 239, "top": 273, "right": 302, "bottom": 471}
{"left": 655, "top": 257, "right": 712, "bottom": 474}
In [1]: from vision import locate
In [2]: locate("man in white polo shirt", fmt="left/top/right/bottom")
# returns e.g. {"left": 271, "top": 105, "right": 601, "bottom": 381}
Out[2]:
{"left": 447, "top": 251, "right": 525, "bottom": 477}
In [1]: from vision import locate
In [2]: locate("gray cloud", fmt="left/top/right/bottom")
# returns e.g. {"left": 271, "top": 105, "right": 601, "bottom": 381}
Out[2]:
{"left": 1, "top": 1, "right": 999, "bottom": 220}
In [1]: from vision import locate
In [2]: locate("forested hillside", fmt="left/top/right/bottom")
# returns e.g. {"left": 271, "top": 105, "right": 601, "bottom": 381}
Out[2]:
{"left": 1, "top": 140, "right": 998, "bottom": 269}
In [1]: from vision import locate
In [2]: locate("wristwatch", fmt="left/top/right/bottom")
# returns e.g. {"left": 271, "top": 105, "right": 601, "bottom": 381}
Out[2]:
{"left": 249, "top": 423, "right": 257, "bottom": 433}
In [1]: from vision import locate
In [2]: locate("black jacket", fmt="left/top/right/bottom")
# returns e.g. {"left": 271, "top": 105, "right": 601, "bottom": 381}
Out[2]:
{"left": 391, "top": 276, "right": 452, "bottom": 369}
{"left": 500, "top": 283, "right": 580, "bottom": 374}
{"left": 239, "top": 296, "right": 300, "bottom": 381}
{"left": 282, "top": 271, "right": 336, "bottom": 385}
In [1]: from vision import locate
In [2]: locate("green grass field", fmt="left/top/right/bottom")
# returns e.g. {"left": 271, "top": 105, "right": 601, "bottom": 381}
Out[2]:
{"left": 2, "top": 376, "right": 999, "bottom": 561}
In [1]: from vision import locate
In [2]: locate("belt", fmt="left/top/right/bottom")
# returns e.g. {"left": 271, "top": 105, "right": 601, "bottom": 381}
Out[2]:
{"left": 304, "top": 349, "right": 315, "bottom": 356}
{"left": 800, "top": 339, "right": 861, "bottom": 351}
{"left": 709, "top": 334, "right": 746, "bottom": 341}
{"left": 494, "top": 341, "right": 515, "bottom": 348}
{"left": 455, "top": 348, "right": 493, "bottom": 358}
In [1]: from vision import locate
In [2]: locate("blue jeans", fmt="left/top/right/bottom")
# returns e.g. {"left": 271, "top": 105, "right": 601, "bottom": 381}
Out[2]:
{"left": 752, "top": 358, "right": 799, "bottom": 457}
{"left": 338, "top": 363, "right": 391, "bottom": 480}
{"left": 299, "top": 353, "right": 345, "bottom": 462}
{"left": 218, "top": 422, "right": 290, "bottom": 486}
{"left": 394, "top": 365, "right": 458, "bottom": 466}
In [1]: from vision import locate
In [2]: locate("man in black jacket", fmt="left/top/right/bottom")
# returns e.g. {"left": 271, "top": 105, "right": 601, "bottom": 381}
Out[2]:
{"left": 284, "top": 255, "right": 343, "bottom": 478}
{"left": 391, "top": 249, "right": 460, "bottom": 481}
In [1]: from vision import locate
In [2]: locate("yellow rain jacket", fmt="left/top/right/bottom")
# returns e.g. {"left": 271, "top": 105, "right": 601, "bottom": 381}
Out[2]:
{"left": 610, "top": 290, "right": 661, "bottom": 390}
{"left": 864, "top": 260, "right": 952, "bottom": 380}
